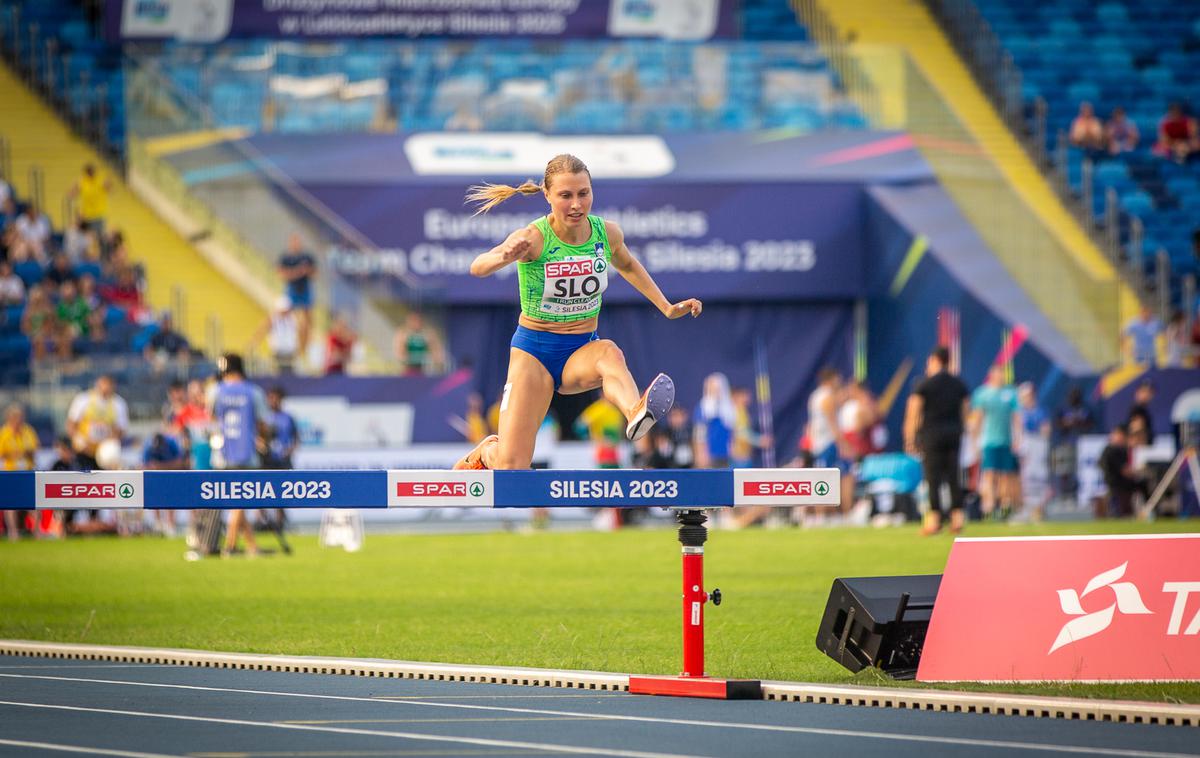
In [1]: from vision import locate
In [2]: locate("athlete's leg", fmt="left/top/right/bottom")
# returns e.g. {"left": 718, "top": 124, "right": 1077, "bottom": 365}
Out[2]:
{"left": 490, "top": 348, "right": 554, "bottom": 470}
{"left": 558, "top": 339, "right": 638, "bottom": 410}
{"left": 559, "top": 339, "right": 673, "bottom": 440}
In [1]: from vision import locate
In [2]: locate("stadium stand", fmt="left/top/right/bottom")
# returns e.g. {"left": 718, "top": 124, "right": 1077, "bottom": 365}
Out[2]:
{"left": 933, "top": 0, "right": 1200, "bottom": 317}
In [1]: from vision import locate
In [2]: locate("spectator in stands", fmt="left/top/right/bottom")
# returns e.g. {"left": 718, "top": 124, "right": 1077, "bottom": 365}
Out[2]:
{"left": 67, "top": 163, "right": 114, "bottom": 236}
{"left": 1154, "top": 102, "right": 1199, "bottom": 163}
{"left": 393, "top": 311, "right": 444, "bottom": 376}
{"left": 21, "top": 284, "right": 66, "bottom": 361}
{"left": 1127, "top": 380, "right": 1155, "bottom": 447}
{"left": 45, "top": 253, "right": 78, "bottom": 289}
{"left": 66, "top": 374, "right": 129, "bottom": 471}
{"left": 1165, "top": 309, "right": 1188, "bottom": 368}
{"left": 77, "top": 274, "right": 107, "bottom": 335}
{"left": 144, "top": 311, "right": 191, "bottom": 370}
{"left": 1123, "top": 303, "right": 1163, "bottom": 366}
{"left": 249, "top": 296, "right": 299, "bottom": 375}
{"left": 62, "top": 217, "right": 95, "bottom": 265}
{"left": 1106, "top": 106, "right": 1140, "bottom": 155}
{"left": 0, "top": 176, "right": 10, "bottom": 208}
{"left": 263, "top": 386, "right": 298, "bottom": 469}
{"left": 1069, "top": 102, "right": 1106, "bottom": 155}
{"left": 904, "top": 346, "right": 970, "bottom": 535}
{"left": 323, "top": 312, "right": 356, "bottom": 375}
{"left": 14, "top": 203, "right": 51, "bottom": 259}
{"left": 9, "top": 245, "right": 45, "bottom": 288}
{"left": 100, "top": 265, "right": 148, "bottom": 323}
{"left": 0, "top": 403, "right": 39, "bottom": 541}
{"left": 211, "top": 353, "right": 267, "bottom": 558}
{"left": 278, "top": 233, "right": 315, "bottom": 356}
{"left": 970, "top": 364, "right": 1021, "bottom": 519}
{"left": 1098, "top": 423, "right": 1145, "bottom": 518}
{"left": 162, "top": 380, "right": 187, "bottom": 430}
{"left": 0, "top": 260, "right": 25, "bottom": 305}
{"left": 55, "top": 279, "right": 92, "bottom": 349}
{"left": 143, "top": 428, "right": 186, "bottom": 537}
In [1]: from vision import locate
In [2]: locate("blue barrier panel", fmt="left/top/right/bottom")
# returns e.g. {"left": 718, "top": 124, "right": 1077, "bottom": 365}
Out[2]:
{"left": 2, "top": 469, "right": 841, "bottom": 510}
{"left": 146, "top": 470, "right": 389, "bottom": 511}
{"left": 493, "top": 469, "right": 730, "bottom": 509}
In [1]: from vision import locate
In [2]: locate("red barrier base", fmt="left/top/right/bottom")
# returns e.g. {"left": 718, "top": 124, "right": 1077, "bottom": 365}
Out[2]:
{"left": 629, "top": 676, "right": 762, "bottom": 700}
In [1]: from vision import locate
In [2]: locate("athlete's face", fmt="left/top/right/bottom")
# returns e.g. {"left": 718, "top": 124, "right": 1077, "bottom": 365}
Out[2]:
{"left": 545, "top": 172, "right": 592, "bottom": 229}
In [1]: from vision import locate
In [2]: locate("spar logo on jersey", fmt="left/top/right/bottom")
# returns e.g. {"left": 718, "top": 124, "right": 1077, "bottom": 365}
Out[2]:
{"left": 545, "top": 258, "right": 608, "bottom": 299}
{"left": 742, "top": 481, "right": 814, "bottom": 497}
{"left": 43, "top": 483, "right": 134, "bottom": 500}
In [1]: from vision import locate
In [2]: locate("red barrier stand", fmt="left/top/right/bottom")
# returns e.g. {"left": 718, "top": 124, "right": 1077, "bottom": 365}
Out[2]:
{"left": 629, "top": 510, "right": 763, "bottom": 700}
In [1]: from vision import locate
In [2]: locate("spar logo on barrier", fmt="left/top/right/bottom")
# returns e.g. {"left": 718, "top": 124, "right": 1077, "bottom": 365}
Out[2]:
{"left": 388, "top": 470, "right": 493, "bottom": 508}
{"left": 733, "top": 468, "right": 839, "bottom": 505}
{"left": 917, "top": 535, "right": 1200, "bottom": 682}
{"left": 36, "top": 471, "right": 145, "bottom": 508}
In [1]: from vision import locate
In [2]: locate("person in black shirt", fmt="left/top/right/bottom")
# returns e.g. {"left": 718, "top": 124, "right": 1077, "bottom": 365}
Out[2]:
{"left": 904, "top": 347, "right": 970, "bottom": 535}
{"left": 1126, "top": 380, "right": 1154, "bottom": 447}
{"left": 1098, "top": 424, "right": 1145, "bottom": 518}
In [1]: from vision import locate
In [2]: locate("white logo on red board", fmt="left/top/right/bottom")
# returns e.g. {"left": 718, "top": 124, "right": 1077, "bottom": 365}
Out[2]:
{"left": 1050, "top": 562, "right": 1153, "bottom": 654}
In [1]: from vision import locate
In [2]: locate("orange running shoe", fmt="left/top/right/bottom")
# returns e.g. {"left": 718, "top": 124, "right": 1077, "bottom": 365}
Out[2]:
{"left": 454, "top": 434, "right": 497, "bottom": 470}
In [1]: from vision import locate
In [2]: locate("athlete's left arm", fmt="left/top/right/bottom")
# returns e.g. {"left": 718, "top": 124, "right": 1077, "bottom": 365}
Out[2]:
{"left": 606, "top": 220, "right": 702, "bottom": 320}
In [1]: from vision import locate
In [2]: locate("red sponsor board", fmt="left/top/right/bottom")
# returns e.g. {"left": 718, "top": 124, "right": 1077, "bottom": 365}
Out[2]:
{"left": 742, "top": 481, "right": 811, "bottom": 497}
{"left": 918, "top": 535, "right": 1200, "bottom": 681}
{"left": 44, "top": 483, "right": 116, "bottom": 499}
{"left": 545, "top": 259, "right": 593, "bottom": 278}
{"left": 396, "top": 482, "right": 466, "bottom": 498}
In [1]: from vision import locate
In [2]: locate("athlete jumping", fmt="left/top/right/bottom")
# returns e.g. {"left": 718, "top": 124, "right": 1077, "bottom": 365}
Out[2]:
{"left": 454, "top": 154, "right": 702, "bottom": 471}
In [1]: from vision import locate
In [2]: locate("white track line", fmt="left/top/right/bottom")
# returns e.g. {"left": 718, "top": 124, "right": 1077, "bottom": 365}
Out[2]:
{"left": 0, "top": 674, "right": 1194, "bottom": 758}
{"left": 0, "top": 700, "right": 695, "bottom": 758}
{"left": 0, "top": 737, "right": 180, "bottom": 758}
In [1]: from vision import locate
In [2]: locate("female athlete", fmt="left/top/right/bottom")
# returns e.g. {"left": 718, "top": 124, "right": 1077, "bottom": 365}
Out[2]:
{"left": 454, "top": 154, "right": 703, "bottom": 471}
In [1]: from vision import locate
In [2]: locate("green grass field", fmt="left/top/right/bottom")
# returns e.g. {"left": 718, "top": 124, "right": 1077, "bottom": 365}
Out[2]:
{"left": 2, "top": 519, "right": 1198, "bottom": 704}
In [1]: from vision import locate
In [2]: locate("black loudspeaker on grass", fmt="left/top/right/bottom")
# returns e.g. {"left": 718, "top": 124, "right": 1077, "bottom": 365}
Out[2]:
{"left": 815, "top": 575, "right": 942, "bottom": 680}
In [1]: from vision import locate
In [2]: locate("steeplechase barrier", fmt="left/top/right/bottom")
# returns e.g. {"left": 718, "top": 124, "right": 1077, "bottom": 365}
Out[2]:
{"left": 1, "top": 467, "right": 840, "bottom": 699}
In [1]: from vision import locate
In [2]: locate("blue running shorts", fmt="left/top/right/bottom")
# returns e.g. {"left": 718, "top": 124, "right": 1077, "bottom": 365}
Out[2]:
{"left": 510, "top": 326, "right": 598, "bottom": 390}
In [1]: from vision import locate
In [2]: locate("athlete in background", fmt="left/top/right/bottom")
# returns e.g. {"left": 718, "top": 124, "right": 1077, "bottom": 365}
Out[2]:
{"left": 454, "top": 154, "right": 702, "bottom": 470}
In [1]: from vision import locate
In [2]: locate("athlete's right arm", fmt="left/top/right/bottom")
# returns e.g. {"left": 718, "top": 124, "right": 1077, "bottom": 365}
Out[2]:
{"left": 469, "top": 226, "right": 543, "bottom": 277}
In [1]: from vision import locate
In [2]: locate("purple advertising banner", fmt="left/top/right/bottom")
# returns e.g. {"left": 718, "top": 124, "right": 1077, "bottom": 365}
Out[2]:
{"left": 305, "top": 181, "right": 866, "bottom": 303}
{"left": 107, "top": 0, "right": 740, "bottom": 43}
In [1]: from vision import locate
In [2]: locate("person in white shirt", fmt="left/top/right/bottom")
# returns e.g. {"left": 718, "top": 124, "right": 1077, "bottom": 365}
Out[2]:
{"left": 13, "top": 204, "right": 51, "bottom": 257}
{"left": 0, "top": 261, "right": 25, "bottom": 306}
{"left": 66, "top": 374, "right": 130, "bottom": 470}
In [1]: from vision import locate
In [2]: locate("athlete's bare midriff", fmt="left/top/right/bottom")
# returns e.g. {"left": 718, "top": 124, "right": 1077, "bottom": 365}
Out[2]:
{"left": 518, "top": 313, "right": 599, "bottom": 334}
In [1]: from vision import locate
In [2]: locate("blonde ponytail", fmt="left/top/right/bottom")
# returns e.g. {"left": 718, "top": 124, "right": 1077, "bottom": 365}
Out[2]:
{"left": 465, "top": 153, "right": 591, "bottom": 215}
{"left": 465, "top": 180, "right": 542, "bottom": 215}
